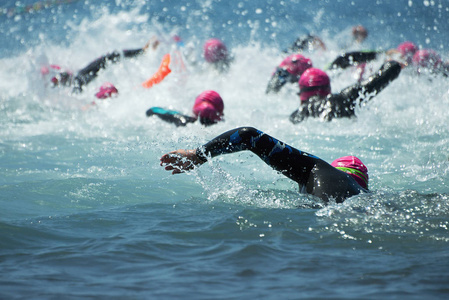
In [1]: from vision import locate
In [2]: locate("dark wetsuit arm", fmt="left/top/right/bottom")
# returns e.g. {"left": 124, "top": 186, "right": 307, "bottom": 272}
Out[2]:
{"left": 196, "top": 127, "right": 322, "bottom": 186}
{"left": 72, "top": 51, "right": 122, "bottom": 92}
{"left": 327, "top": 50, "right": 380, "bottom": 70}
{"left": 339, "top": 60, "right": 401, "bottom": 103}
{"left": 72, "top": 49, "right": 144, "bottom": 93}
{"left": 283, "top": 34, "right": 316, "bottom": 53}
{"left": 123, "top": 48, "right": 145, "bottom": 58}
{"left": 146, "top": 107, "right": 197, "bottom": 127}
{"left": 266, "top": 68, "right": 296, "bottom": 94}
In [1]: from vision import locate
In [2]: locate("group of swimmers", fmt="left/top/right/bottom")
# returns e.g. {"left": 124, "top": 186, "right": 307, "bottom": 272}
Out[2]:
{"left": 160, "top": 27, "right": 448, "bottom": 204}
{"left": 45, "top": 25, "right": 446, "bottom": 204}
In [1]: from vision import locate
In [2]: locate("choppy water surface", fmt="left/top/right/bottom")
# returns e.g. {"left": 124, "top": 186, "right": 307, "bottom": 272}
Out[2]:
{"left": 1, "top": 0, "right": 449, "bottom": 298}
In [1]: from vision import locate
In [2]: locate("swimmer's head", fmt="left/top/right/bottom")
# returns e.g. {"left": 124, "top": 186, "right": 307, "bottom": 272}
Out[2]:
{"left": 412, "top": 49, "right": 442, "bottom": 71}
{"left": 279, "top": 54, "right": 313, "bottom": 77}
{"left": 397, "top": 41, "right": 417, "bottom": 57}
{"left": 331, "top": 156, "right": 369, "bottom": 189}
{"left": 51, "top": 72, "right": 73, "bottom": 87}
{"left": 298, "top": 68, "right": 331, "bottom": 102}
{"left": 397, "top": 41, "right": 417, "bottom": 64}
{"left": 192, "top": 90, "right": 224, "bottom": 125}
{"left": 203, "top": 38, "right": 228, "bottom": 64}
{"left": 352, "top": 25, "right": 368, "bottom": 43}
{"left": 95, "top": 82, "right": 118, "bottom": 99}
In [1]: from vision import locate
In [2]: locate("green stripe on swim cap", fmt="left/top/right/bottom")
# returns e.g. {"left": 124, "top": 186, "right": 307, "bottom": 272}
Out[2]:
{"left": 335, "top": 167, "right": 368, "bottom": 186}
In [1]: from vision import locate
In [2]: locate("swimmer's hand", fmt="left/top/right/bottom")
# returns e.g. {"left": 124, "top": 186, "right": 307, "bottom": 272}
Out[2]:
{"left": 160, "top": 149, "right": 204, "bottom": 174}
{"left": 143, "top": 36, "right": 160, "bottom": 52}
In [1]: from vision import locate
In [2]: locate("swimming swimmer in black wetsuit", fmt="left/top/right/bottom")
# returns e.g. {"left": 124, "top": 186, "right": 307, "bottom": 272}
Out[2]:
{"left": 283, "top": 34, "right": 327, "bottom": 54}
{"left": 71, "top": 48, "right": 146, "bottom": 93}
{"left": 160, "top": 127, "right": 369, "bottom": 203}
{"left": 51, "top": 38, "right": 159, "bottom": 93}
{"left": 290, "top": 60, "right": 402, "bottom": 124}
{"left": 327, "top": 50, "right": 381, "bottom": 70}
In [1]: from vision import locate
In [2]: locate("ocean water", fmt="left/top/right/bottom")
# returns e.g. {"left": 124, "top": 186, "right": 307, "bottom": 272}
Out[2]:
{"left": 1, "top": 0, "right": 449, "bottom": 299}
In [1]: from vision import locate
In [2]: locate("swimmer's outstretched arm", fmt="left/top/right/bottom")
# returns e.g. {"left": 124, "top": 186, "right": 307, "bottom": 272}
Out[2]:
{"left": 327, "top": 50, "right": 380, "bottom": 70}
{"left": 160, "top": 127, "right": 320, "bottom": 186}
{"left": 147, "top": 107, "right": 197, "bottom": 127}
{"left": 339, "top": 60, "right": 402, "bottom": 104}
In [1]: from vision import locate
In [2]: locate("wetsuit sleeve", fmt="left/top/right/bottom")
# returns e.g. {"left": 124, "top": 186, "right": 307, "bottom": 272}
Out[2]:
{"left": 71, "top": 49, "right": 144, "bottom": 93}
{"left": 146, "top": 107, "right": 197, "bottom": 127}
{"left": 289, "top": 108, "right": 307, "bottom": 124}
{"left": 283, "top": 34, "right": 316, "bottom": 53}
{"left": 196, "top": 127, "right": 321, "bottom": 186}
{"left": 338, "top": 60, "right": 402, "bottom": 104}
{"left": 122, "top": 48, "right": 145, "bottom": 58}
{"left": 327, "top": 50, "right": 380, "bottom": 70}
{"left": 72, "top": 51, "right": 122, "bottom": 93}
{"left": 266, "top": 68, "right": 297, "bottom": 94}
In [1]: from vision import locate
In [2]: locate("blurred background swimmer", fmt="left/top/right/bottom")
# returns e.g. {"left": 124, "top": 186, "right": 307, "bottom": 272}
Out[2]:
{"left": 352, "top": 25, "right": 368, "bottom": 44}
{"left": 327, "top": 41, "right": 417, "bottom": 81}
{"left": 386, "top": 41, "right": 418, "bottom": 66}
{"left": 283, "top": 34, "right": 326, "bottom": 54}
{"left": 203, "top": 38, "right": 232, "bottom": 73}
{"left": 266, "top": 53, "right": 313, "bottom": 94}
{"left": 146, "top": 90, "right": 224, "bottom": 127}
{"left": 334, "top": 24, "right": 369, "bottom": 50}
{"left": 412, "top": 49, "right": 449, "bottom": 77}
{"left": 49, "top": 38, "right": 160, "bottom": 94}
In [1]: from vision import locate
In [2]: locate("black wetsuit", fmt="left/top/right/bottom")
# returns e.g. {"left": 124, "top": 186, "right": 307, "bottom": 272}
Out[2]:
{"left": 266, "top": 67, "right": 298, "bottom": 94}
{"left": 72, "top": 48, "right": 144, "bottom": 93}
{"left": 327, "top": 50, "right": 381, "bottom": 70}
{"left": 196, "top": 127, "right": 367, "bottom": 203}
{"left": 146, "top": 107, "right": 197, "bottom": 127}
{"left": 290, "top": 60, "right": 402, "bottom": 124}
{"left": 283, "top": 34, "right": 321, "bottom": 54}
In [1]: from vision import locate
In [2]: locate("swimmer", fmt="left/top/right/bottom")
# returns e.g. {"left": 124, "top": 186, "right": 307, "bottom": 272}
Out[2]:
{"left": 386, "top": 41, "right": 418, "bottom": 66}
{"left": 327, "top": 41, "right": 416, "bottom": 78}
{"left": 203, "top": 38, "right": 231, "bottom": 72}
{"left": 327, "top": 50, "right": 381, "bottom": 71}
{"left": 412, "top": 49, "right": 448, "bottom": 77}
{"left": 283, "top": 34, "right": 326, "bottom": 54}
{"left": 51, "top": 37, "right": 159, "bottom": 94}
{"left": 146, "top": 90, "right": 224, "bottom": 127}
{"left": 266, "top": 53, "right": 313, "bottom": 94}
{"left": 290, "top": 60, "right": 402, "bottom": 123}
{"left": 328, "top": 41, "right": 417, "bottom": 71}
{"left": 352, "top": 25, "right": 368, "bottom": 44}
{"left": 160, "top": 127, "right": 368, "bottom": 203}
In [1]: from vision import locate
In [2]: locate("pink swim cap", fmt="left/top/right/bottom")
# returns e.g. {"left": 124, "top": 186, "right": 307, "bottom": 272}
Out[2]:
{"left": 331, "top": 156, "right": 369, "bottom": 189}
{"left": 203, "top": 38, "right": 228, "bottom": 63}
{"left": 298, "top": 68, "right": 331, "bottom": 102}
{"left": 412, "top": 49, "right": 442, "bottom": 70}
{"left": 397, "top": 41, "right": 417, "bottom": 64}
{"left": 192, "top": 90, "right": 224, "bottom": 124}
{"left": 95, "top": 82, "right": 118, "bottom": 99}
{"left": 397, "top": 41, "right": 417, "bottom": 56}
{"left": 279, "top": 54, "right": 313, "bottom": 77}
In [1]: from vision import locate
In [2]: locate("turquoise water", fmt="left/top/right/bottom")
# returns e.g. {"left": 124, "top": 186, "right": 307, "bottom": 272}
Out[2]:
{"left": 1, "top": 0, "right": 449, "bottom": 298}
